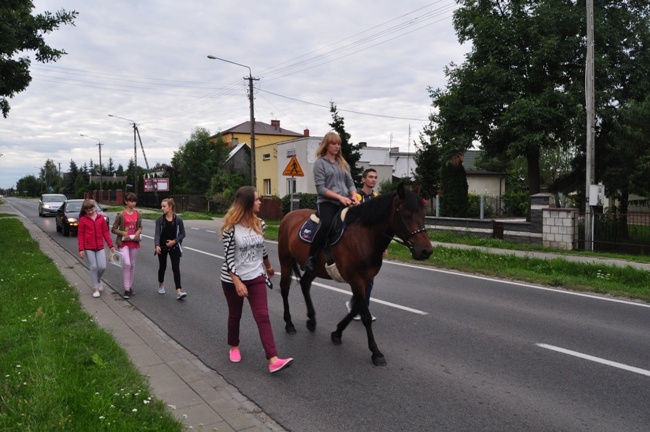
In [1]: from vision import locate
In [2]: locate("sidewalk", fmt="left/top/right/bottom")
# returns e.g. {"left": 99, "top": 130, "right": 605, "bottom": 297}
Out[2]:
{"left": 7, "top": 204, "right": 286, "bottom": 432}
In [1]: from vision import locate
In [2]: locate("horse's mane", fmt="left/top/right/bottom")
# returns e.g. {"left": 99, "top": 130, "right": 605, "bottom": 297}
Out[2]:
{"left": 345, "top": 189, "right": 423, "bottom": 227}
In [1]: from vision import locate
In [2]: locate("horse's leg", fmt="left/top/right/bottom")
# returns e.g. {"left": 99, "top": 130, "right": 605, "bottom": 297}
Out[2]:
{"left": 300, "top": 273, "right": 317, "bottom": 332}
{"left": 330, "top": 287, "right": 364, "bottom": 345}
{"left": 359, "top": 301, "right": 386, "bottom": 366}
{"left": 280, "top": 259, "right": 296, "bottom": 334}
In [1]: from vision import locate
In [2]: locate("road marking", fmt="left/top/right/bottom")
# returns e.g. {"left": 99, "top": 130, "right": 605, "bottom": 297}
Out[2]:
{"left": 206, "top": 230, "right": 216, "bottom": 233}
{"left": 385, "top": 261, "right": 650, "bottom": 309}
{"left": 190, "top": 227, "right": 200, "bottom": 230}
{"left": 160, "top": 240, "right": 428, "bottom": 316}
{"left": 537, "top": 343, "right": 650, "bottom": 377}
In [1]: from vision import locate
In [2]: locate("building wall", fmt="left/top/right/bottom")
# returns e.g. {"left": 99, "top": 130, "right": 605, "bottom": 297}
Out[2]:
{"left": 467, "top": 175, "right": 506, "bottom": 197}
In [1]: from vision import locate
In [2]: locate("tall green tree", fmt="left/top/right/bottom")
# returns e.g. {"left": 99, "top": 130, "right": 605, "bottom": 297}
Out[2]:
{"left": 432, "top": 0, "right": 650, "bottom": 206}
{"left": 63, "top": 159, "right": 79, "bottom": 196}
{"left": 39, "top": 159, "right": 59, "bottom": 192}
{"left": 0, "top": 1, "right": 78, "bottom": 117}
{"left": 171, "top": 128, "right": 228, "bottom": 194}
{"left": 414, "top": 122, "right": 441, "bottom": 200}
{"left": 329, "top": 102, "right": 363, "bottom": 183}
{"left": 439, "top": 156, "right": 468, "bottom": 218}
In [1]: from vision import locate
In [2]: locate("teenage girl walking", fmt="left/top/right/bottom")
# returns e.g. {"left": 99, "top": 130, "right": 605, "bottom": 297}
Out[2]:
{"left": 154, "top": 198, "right": 187, "bottom": 300}
{"left": 77, "top": 199, "right": 115, "bottom": 298}
{"left": 220, "top": 186, "right": 293, "bottom": 373}
{"left": 111, "top": 192, "right": 142, "bottom": 299}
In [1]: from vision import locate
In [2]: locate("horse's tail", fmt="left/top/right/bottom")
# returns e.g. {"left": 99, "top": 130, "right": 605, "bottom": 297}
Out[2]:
{"left": 291, "top": 259, "right": 302, "bottom": 281}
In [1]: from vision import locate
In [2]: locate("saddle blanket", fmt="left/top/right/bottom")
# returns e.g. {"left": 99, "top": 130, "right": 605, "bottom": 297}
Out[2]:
{"left": 298, "top": 213, "right": 345, "bottom": 245}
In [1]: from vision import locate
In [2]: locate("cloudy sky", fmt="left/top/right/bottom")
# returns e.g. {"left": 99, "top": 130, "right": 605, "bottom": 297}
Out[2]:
{"left": 0, "top": 0, "right": 470, "bottom": 189}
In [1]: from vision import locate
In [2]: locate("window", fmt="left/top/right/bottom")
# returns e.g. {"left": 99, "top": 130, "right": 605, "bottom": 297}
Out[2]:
{"left": 287, "top": 178, "right": 297, "bottom": 194}
{"left": 263, "top": 179, "right": 271, "bottom": 196}
{"left": 263, "top": 153, "right": 271, "bottom": 161}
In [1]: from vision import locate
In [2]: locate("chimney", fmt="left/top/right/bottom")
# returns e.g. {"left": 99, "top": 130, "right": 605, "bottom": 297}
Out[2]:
{"left": 304, "top": 129, "right": 310, "bottom": 137}
{"left": 271, "top": 119, "right": 280, "bottom": 130}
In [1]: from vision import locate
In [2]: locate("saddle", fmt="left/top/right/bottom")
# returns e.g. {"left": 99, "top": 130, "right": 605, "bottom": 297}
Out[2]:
{"left": 298, "top": 207, "right": 350, "bottom": 246}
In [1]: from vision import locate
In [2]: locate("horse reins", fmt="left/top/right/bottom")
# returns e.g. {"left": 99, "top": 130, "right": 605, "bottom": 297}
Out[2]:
{"left": 384, "top": 204, "right": 428, "bottom": 253}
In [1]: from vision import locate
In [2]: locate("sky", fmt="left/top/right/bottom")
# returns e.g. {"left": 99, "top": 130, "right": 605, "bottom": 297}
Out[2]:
{"left": 0, "top": 0, "right": 470, "bottom": 190}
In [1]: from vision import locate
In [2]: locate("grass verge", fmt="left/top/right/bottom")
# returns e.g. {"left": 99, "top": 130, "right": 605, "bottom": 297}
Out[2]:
{"left": 0, "top": 215, "right": 185, "bottom": 431}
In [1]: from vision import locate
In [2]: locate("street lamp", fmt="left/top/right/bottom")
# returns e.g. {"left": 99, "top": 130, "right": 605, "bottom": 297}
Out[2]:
{"left": 79, "top": 134, "right": 104, "bottom": 193}
{"left": 207, "top": 55, "right": 257, "bottom": 188}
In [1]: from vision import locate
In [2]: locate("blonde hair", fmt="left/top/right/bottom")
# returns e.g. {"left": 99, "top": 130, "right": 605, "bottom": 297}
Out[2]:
{"left": 316, "top": 131, "right": 350, "bottom": 173}
{"left": 221, "top": 186, "right": 263, "bottom": 235}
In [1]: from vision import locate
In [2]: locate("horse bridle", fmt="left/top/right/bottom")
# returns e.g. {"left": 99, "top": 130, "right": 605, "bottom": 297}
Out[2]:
{"left": 387, "top": 203, "right": 429, "bottom": 252}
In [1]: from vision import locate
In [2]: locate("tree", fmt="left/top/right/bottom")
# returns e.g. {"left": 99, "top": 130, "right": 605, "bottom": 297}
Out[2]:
{"left": 63, "top": 159, "right": 79, "bottom": 196}
{"left": 106, "top": 157, "right": 116, "bottom": 175}
{"left": 39, "top": 159, "right": 59, "bottom": 192}
{"left": 431, "top": 0, "right": 586, "bottom": 195}
{"left": 16, "top": 174, "right": 40, "bottom": 196}
{"left": 439, "top": 156, "right": 469, "bottom": 218}
{"left": 329, "top": 102, "right": 363, "bottom": 183}
{"left": 432, "top": 0, "right": 650, "bottom": 206}
{"left": 413, "top": 122, "right": 441, "bottom": 200}
{"left": 0, "top": 1, "right": 78, "bottom": 117}
{"left": 171, "top": 128, "right": 228, "bottom": 194}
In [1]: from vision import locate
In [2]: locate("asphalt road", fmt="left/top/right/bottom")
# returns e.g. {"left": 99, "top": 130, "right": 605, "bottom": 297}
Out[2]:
{"left": 9, "top": 197, "right": 650, "bottom": 432}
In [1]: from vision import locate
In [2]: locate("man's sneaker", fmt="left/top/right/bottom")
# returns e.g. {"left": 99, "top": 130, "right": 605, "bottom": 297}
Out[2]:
{"left": 353, "top": 313, "right": 361, "bottom": 321}
{"left": 177, "top": 291, "right": 187, "bottom": 300}
{"left": 92, "top": 291, "right": 100, "bottom": 298}
{"left": 158, "top": 285, "right": 165, "bottom": 294}
{"left": 269, "top": 357, "right": 294, "bottom": 374}
{"left": 123, "top": 290, "right": 131, "bottom": 299}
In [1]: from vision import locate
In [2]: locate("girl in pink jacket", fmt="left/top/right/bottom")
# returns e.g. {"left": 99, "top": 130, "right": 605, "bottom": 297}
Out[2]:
{"left": 77, "top": 199, "right": 115, "bottom": 298}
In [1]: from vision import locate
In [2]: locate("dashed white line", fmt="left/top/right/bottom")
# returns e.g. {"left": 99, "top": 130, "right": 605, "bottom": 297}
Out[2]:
{"left": 537, "top": 343, "right": 650, "bottom": 377}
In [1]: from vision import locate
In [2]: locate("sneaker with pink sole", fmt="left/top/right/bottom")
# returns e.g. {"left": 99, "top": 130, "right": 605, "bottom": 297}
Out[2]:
{"left": 269, "top": 357, "right": 294, "bottom": 374}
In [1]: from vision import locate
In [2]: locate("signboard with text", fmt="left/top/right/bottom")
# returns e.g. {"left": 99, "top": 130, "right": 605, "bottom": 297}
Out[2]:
{"left": 144, "top": 178, "right": 170, "bottom": 192}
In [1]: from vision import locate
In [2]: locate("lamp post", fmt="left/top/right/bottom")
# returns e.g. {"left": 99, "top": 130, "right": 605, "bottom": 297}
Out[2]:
{"left": 207, "top": 55, "right": 257, "bottom": 188}
{"left": 80, "top": 134, "right": 104, "bottom": 194}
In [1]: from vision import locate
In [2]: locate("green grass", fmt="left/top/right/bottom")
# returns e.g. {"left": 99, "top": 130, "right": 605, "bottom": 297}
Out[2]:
{"left": 105, "top": 207, "right": 214, "bottom": 221}
{"left": 0, "top": 215, "right": 185, "bottom": 431}
{"left": 263, "top": 220, "right": 650, "bottom": 303}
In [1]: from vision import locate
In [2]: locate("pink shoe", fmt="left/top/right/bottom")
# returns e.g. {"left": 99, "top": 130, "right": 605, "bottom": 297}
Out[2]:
{"left": 269, "top": 357, "right": 294, "bottom": 374}
{"left": 229, "top": 348, "right": 241, "bottom": 363}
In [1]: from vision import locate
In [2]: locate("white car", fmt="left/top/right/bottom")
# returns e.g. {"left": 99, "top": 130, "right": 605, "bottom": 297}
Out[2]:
{"left": 38, "top": 194, "right": 67, "bottom": 217}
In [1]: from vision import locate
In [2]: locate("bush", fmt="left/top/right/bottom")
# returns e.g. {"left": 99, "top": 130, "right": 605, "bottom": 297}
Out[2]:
{"left": 281, "top": 193, "right": 318, "bottom": 215}
{"left": 467, "top": 193, "right": 495, "bottom": 218}
{"left": 503, "top": 190, "right": 529, "bottom": 217}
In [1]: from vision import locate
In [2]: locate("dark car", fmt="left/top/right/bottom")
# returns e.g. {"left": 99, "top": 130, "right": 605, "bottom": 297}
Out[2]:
{"left": 56, "top": 199, "right": 110, "bottom": 236}
{"left": 39, "top": 193, "right": 67, "bottom": 217}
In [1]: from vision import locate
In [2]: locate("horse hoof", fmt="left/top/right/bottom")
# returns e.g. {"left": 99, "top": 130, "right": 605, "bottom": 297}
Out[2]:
{"left": 286, "top": 325, "right": 296, "bottom": 335}
{"left": 372, "top": 355, "right": 387, "bottom": 367}
{"left": 306, "top": 320, "right": 316, "bottom": 332}
{"left": 331, "top": 332, "right": 342, "bottom": 345}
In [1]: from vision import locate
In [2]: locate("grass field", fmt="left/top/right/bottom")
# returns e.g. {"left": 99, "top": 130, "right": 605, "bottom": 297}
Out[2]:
{"left": 0, "top": 213, "right": 184, "bottom": 431}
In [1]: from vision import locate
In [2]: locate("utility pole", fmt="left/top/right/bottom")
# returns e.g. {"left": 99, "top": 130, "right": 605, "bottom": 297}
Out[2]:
{"left": 585, "top": 0, "right": 595, "bottom": 251}
{"left": 80, "top": 134, "right": 104, "bottom": 196}
{"left": 207, "top": 55, "right": 258, "bottom": 188}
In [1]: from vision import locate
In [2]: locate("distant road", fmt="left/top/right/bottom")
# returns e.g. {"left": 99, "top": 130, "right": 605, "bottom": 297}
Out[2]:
{"left": 9, "top": 197, "right": 650, "bottom": 432}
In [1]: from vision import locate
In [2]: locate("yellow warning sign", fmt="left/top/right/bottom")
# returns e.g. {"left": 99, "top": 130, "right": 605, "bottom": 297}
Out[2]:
{"left": 282, "top": 155, "right": 305, "bottom": 177}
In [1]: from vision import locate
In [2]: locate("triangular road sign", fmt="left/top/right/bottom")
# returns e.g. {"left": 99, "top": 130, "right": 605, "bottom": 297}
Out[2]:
{"left": 283, "top": 155, "right": 305, "bottom": 177}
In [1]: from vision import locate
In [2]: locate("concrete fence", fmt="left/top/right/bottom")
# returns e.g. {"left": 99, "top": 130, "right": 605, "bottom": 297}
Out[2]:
{"left": 425, "top": 193, "right": 579, "bottom": 250}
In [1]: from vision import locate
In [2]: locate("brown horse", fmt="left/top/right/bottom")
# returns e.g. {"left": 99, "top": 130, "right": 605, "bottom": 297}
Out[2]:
{"left": 277, "top": 183, "right": 433, "bottom": 366}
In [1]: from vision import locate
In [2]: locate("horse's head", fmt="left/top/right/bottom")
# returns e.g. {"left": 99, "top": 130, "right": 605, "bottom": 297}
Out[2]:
{"left": 392, "top": 183, "right": 433, "bottom": 260}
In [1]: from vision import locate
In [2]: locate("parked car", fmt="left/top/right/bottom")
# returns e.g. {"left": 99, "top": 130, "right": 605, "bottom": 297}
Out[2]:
{"left": 56, "top": 199, "right": 110, "bottom": 237}
{"left": 38, "top": 194, "right": 67, "bottom": 217}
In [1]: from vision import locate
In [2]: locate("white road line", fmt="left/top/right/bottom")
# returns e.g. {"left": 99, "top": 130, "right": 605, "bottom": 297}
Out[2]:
{"left": 190, "top": 227, "right": 200, "bottom": 230}
{"left": 385, "top": 261, "right": 650, "bottom": 309}
{"left": 162, "top": 241, "right": 427, "bottom": 315}
{"left": 537, "top": 343, "right": 650, "bottom": 377}
{"left": 206, "top": 230, "right": 216, "bottom": 233}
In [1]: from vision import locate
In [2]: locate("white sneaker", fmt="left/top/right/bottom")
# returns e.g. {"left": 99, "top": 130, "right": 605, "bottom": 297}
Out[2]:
{"left": 158, "top": 285, "right": 165, "bottom": 294}
{"left": 177, "top": 291, "right": 187, "bottom": 300}
{"left": 92, "top": 291, "right": 100, "bottom": 298}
